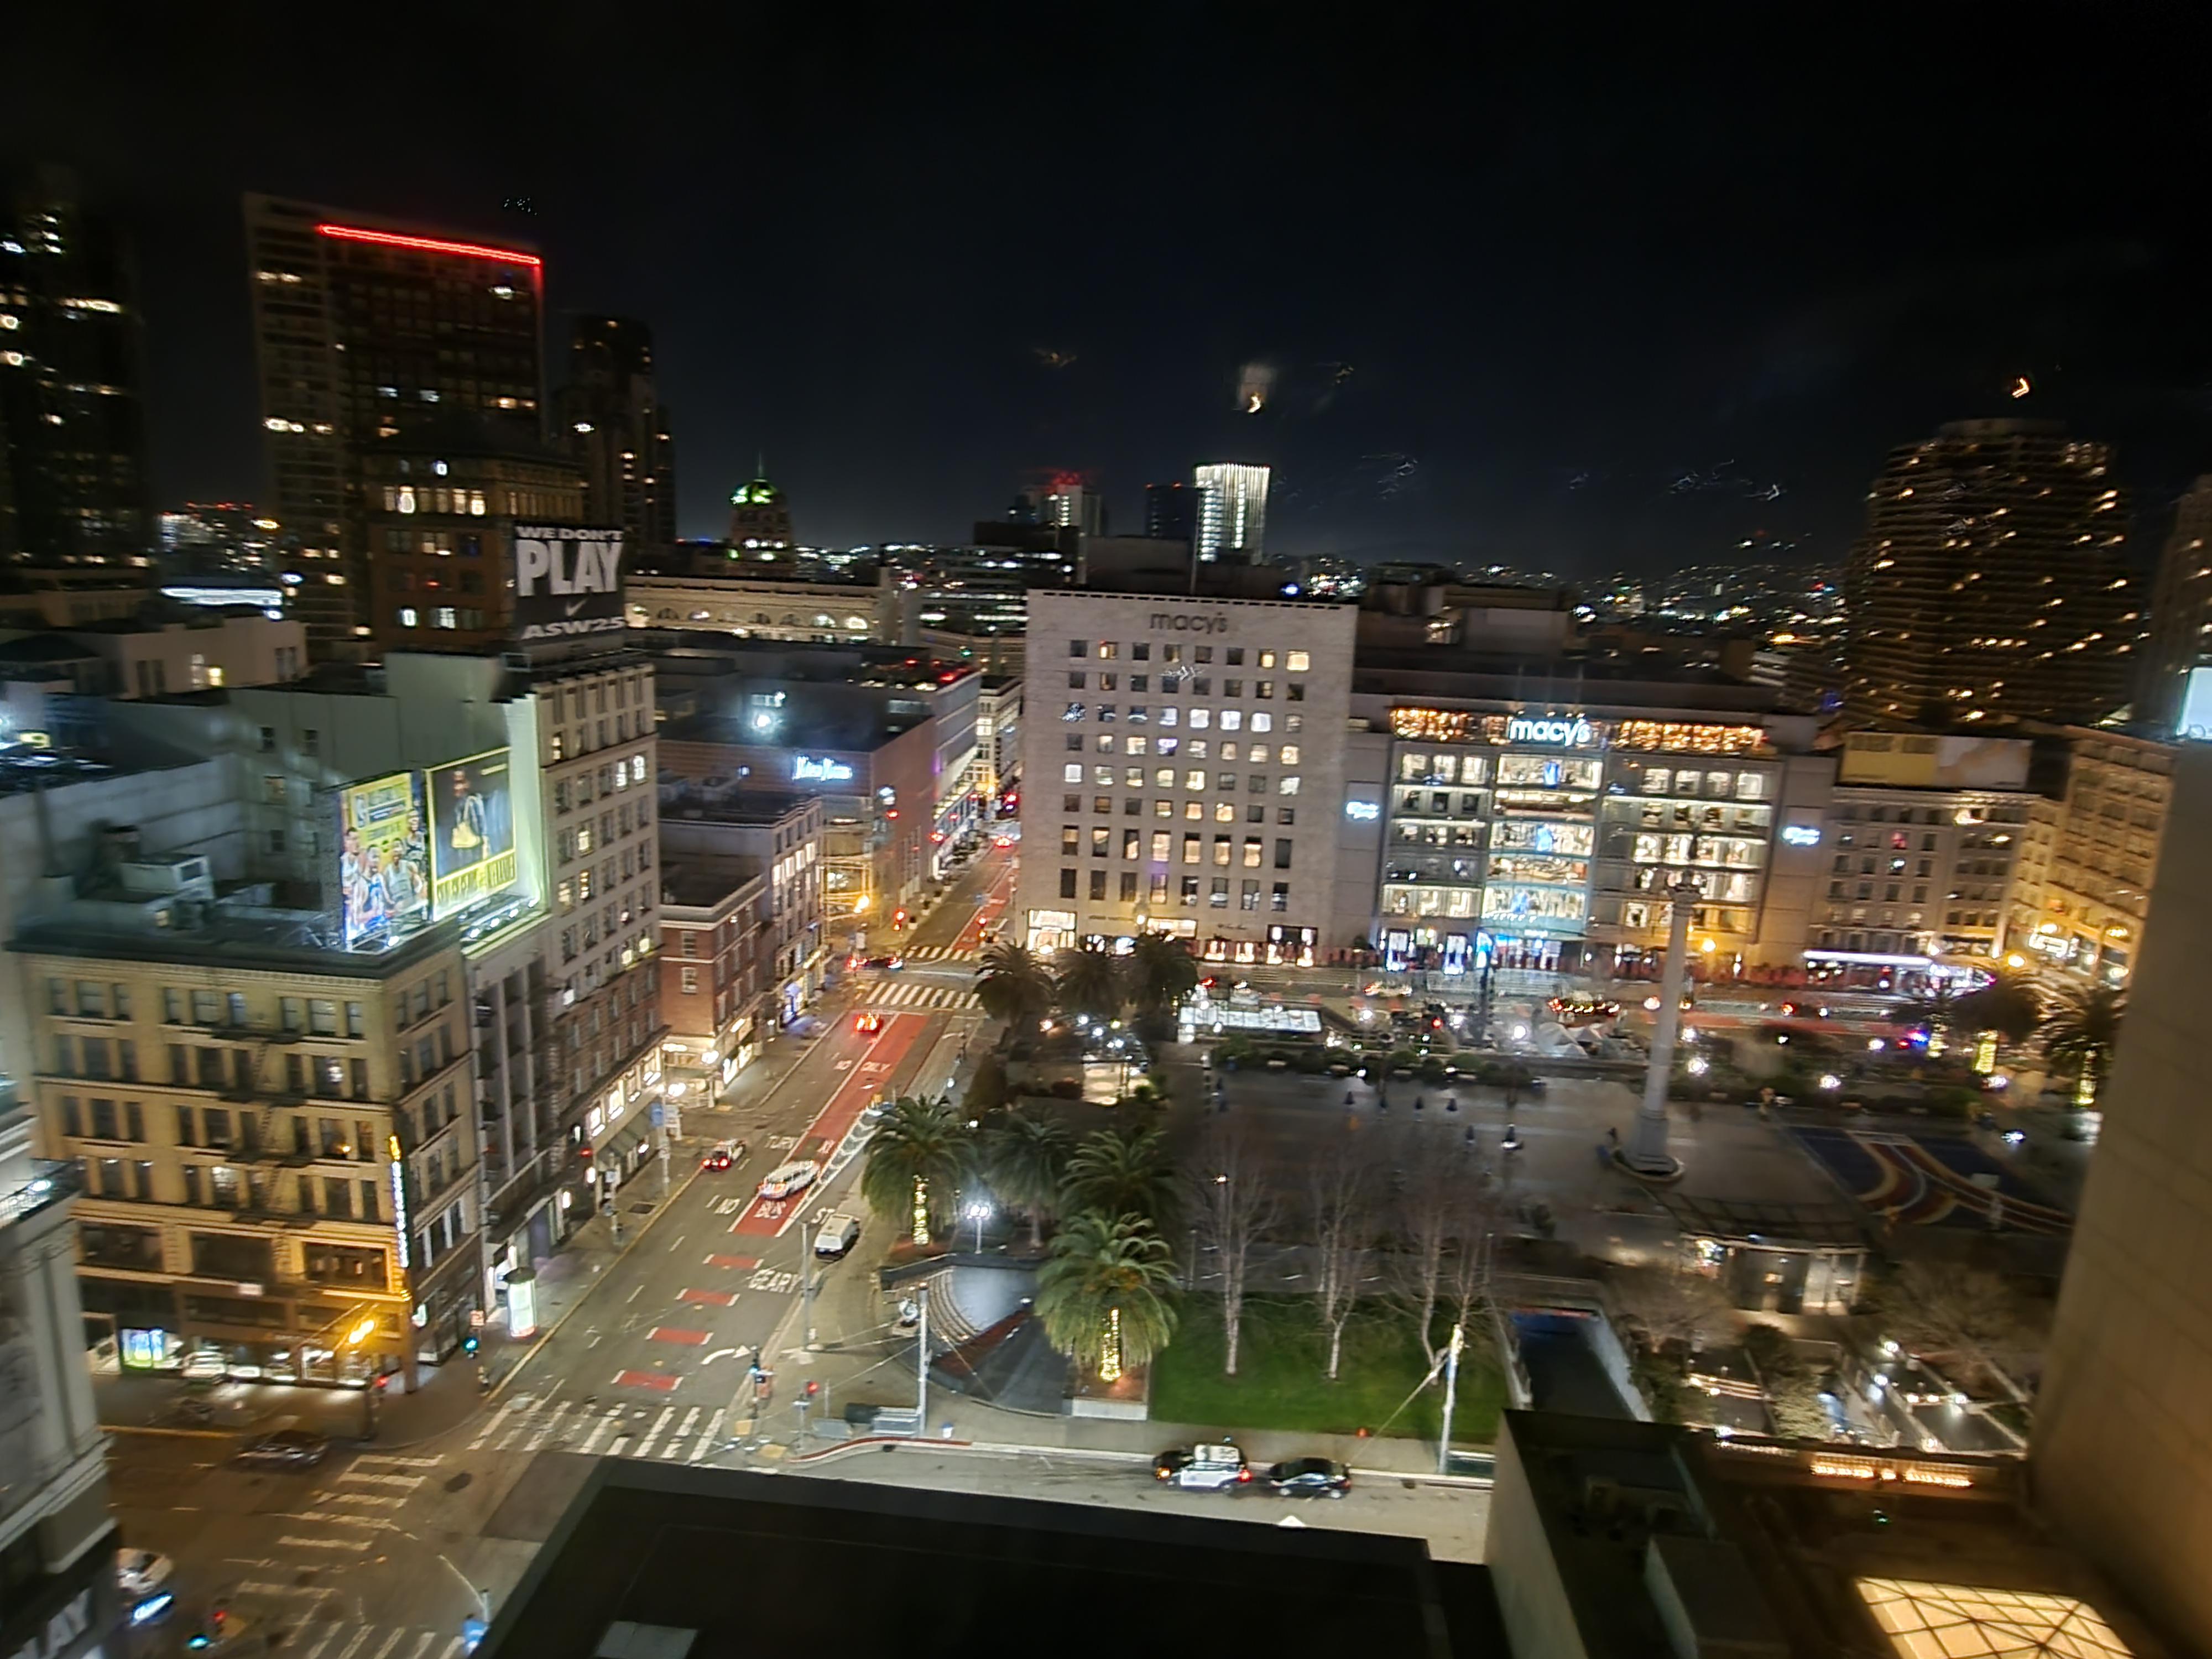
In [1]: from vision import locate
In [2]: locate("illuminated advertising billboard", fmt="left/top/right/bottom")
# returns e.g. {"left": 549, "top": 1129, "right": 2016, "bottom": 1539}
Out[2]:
{"left": 337, "top": 771, "right": 431, "bottom": 947}
{"left": 426, "top": 748, "right": 519, "bottom": 918}
{"left": 512, "top": 525, "right": 626, "bottom": 641}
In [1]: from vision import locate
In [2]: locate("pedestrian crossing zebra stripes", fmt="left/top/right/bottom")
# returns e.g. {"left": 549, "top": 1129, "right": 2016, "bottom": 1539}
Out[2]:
{"left": 467, "top": 1395, "right": 728, "bottom": 1462}
{"left": 853, "top": 980, "right": 981, "bottom": 1011}
{"left": 888, "top": 943, "right": 978, "bottom": 963}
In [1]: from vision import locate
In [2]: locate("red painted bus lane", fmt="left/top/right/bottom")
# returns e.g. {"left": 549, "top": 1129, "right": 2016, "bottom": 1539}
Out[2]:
{"left": 614, "top": 1369, "right": 680, "bottom": 1391}
{"left": 729, "top": 1013, "right": 925, "bottom": 1237}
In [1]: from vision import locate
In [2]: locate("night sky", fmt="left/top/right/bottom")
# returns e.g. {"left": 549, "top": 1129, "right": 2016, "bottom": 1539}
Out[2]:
{"left": 9, "top": 11, "right": 2212, "bottom": 575}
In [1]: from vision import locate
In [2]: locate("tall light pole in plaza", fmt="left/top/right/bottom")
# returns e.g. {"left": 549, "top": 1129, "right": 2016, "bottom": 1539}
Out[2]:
{"left": 1626, "top": 880, "right": 1699, "bottom": 1179}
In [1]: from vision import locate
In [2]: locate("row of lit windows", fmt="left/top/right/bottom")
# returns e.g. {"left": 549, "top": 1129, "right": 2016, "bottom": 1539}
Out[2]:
{"left": 1062, "top": 794, "right": 1298, "bottom": 825}
{"left": 1061, "top": 705, "right": 1305, "bottom": 733}
{"left": 1069, "top": 640, "right": 1310, "bottom": 671}
{"left": 1058, "top": 868, "right": 1293, "bottom": 910}
{"left": 1066, "top": 735, "right": 1301, "bottom": 761}
{"left": 1062, "top": 763, "right": 1300, "bottom": 794}
{"left": 1060, "top": 827, "right": 1296, "bottom": 868}
{"left": 394, "top": 606, "right": 484, "bottom": 630}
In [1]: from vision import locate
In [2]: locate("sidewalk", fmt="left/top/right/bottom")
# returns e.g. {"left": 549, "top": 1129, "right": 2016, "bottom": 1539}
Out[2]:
{"left": 98, "top": 1134, "right": 706, "bottom": 1448}
{"left": 737, "top": 1224, "right": 1481, "bottom": 1485}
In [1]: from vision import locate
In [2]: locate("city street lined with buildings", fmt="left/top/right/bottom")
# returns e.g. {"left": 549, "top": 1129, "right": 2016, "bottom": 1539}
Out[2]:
{"left": 11, "top": 64, "right": 2212, "bottom": 1655}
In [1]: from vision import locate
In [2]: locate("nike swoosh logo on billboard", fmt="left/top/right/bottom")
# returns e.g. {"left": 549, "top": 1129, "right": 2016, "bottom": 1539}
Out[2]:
{"left": 565, "top": 598, "right": 588, "bottom": 617}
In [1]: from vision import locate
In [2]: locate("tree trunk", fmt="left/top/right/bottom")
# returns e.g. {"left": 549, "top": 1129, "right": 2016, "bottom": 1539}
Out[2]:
{"left": 1224, "top": 1301, "right": 1242, "bottom": 1376}
{"left": 1327, "top": 1319, "right": 1346, "bottom": 1380}
{"left": 1029, "top": 1208, "right": 1044, "bottom": 1251}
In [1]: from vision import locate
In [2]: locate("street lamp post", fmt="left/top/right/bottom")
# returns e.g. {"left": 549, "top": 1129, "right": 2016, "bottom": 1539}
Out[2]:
{"left": 963, "top": 1197, "right": 990, "bottom": 1255}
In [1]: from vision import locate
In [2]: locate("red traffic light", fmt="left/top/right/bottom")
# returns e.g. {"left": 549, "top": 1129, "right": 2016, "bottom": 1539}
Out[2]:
{"left": 804, "top": 1379, "right": 821, "bottom": 1398}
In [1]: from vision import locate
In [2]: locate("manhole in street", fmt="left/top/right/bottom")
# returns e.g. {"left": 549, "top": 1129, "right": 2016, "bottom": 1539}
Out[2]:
{"left": 628, "top": 1203, "right": 655, "bottom": 1214}
{"left": 445, "top": 1472, "right": 473, "bottom": 1492}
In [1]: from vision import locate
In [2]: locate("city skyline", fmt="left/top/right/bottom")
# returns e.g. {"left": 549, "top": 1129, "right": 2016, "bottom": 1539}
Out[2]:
{"left": 6, "top": 20, "right": 2212, "bottom": 573}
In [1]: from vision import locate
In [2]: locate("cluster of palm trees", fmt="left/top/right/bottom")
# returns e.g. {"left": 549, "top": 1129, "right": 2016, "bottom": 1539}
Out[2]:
{"left": 1905, "top": 972, "right": 2126, "bottom": 1105}
{"left": 974, "top": 935, "right": 1199, "bottom": 1041}
{"left": 856, "top": 1095, "right": 1183, "bottom": 1380}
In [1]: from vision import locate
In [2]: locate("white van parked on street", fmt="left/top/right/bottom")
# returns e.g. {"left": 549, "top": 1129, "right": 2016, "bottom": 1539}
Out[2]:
{"left": 814, "top": 1213, "right": 860, "bottom": 1259}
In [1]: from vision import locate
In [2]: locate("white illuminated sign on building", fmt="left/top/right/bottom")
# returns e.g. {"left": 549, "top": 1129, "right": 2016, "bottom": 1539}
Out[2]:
{"left": 1343, "top": 800, "right": 1381, "bottom": 821}
{"left": 1506, "top": 716, "right": 1596, "bottom": 748}
{"left": 387, "top": 1134, "right": 410, "bottom": 1268}
{"left": 794, "top": 756, "right": 855, "bottom": 782}
{"left": 1780, "top": 824, "right": 1822, "bottom": 847}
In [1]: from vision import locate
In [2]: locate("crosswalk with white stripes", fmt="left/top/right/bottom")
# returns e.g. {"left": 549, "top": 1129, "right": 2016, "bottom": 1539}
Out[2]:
{"left": 895, "top": 943, "right": 979, "bottom": 963}
{"left": 854, "top": 980, "right": 982, "bottom": 1011}
{"left": 239, "top": 1453, "right": 472, "bottom": 1659}
{"left": 466, "top": 1394, "right": 729, "bottom": 1463}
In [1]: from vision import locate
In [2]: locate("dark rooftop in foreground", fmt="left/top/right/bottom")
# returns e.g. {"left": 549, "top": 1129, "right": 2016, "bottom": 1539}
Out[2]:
{"left": 480, "top": 1460, "right": 1503, "bottom": 1659}
{"left": 1492, "top": 1411, "right": 2169, "bottom": 1659}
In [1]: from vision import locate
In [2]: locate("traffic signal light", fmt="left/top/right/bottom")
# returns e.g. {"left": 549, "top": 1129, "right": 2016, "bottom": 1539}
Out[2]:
{"left": 804, "top": 1379, "right": 821, "bottom": 1399}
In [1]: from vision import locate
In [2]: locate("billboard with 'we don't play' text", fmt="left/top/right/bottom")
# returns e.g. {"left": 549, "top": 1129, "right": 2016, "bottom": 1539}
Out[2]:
{"left": 512, "top": 524, "right": 625, "bottom": 641}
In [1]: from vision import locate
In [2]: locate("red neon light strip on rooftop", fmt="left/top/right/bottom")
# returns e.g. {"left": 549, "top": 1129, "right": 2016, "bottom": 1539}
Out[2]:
{"left": 315, "top": 223, "right": 542, "bottom": 268}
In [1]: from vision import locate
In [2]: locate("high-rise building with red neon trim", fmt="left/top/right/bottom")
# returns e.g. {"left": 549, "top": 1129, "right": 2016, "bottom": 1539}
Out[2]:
{"left": 243, "top": 194, "right": 546, "bottom": 654}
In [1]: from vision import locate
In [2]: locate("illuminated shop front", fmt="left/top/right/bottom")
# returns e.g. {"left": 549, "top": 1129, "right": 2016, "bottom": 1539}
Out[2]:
{"left": 1381, "top": 709, "right": 1781, "bottom": 977}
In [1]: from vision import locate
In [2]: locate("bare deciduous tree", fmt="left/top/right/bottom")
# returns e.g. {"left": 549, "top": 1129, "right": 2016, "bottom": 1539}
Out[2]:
{"left": 1442, "top": 1173, "right": 1505, "bottom": 1357}
{"left": 1189, "top": 1119, "right": 1279, "bottom": 1377}
{"left": 1871, "top": 1259, "right": 2048, "bottom": 1397}
{"left": 1387, "top": 1141, "right": 1464, "bottom": 1373}
{"left": 1609, "top": 1262, "right": 1736, "bottom": 1357}
{"left": 1311, "top": 1140, "right": 1377, "bottom": 1381}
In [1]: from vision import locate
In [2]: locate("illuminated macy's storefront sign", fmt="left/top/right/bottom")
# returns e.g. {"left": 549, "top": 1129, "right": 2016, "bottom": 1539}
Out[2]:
{"left": 1389, "top": 707, "right": 1768, "bottom": 755}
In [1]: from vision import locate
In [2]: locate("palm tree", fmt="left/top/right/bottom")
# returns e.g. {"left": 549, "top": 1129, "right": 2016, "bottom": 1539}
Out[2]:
{"left": 1895, "top": 980, "right": 1966, "bottom": 1055}
{"left": 1954, "top": 972, "right": 2042, "bottom": 1047}
{"left": 1053, "top": 943, "right": 1126, "bottom": 1024}
{"left": 1035, "top": 1210, "right": 1178, "bottom": 1380}
{"left": 983, "top": 1111, "right": 1072, "bottom": 1249}
{"left": 1125, "top": 932, "right": 1199, "bottom": 1031}
{"left": 1062, "top": 1125, "right": 1178, "bottom": 1228}
{"left": 2039, "top": 984, "right": 2126, "bottom": 1106}
{"left": 975, "top": 941, "right": 1055, "bottom": 1043}
{"left": 858, "top": 1095, "right": 974, "bottom": 1245}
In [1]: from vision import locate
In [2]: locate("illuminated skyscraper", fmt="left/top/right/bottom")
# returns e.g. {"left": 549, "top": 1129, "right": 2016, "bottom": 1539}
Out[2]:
{"left": 1842, "top": 419, "right": 2135, "bottom": 725}
{"left": 1144, "top": 479, "right": 1196, "bottom": 544}
{"left": 728, "top": 470, "right": 793, "bottom": 548}
{"left": 243, "top": 194, "right": 547, "bottom": 653}
{"left": 1016, "top": 474, "right": 1103, "bottom": 536}
{"left": 2138, "top": 476, "right": 2212, "bottom": 734}
{"left": 1194, "top": 462, "right": 1269, "bottom": 562}
{"left": 559, "top": 316, "right": 676, "bottom": 550}
{"left": 0, "top": 164, "right": 152, "bottom": 567}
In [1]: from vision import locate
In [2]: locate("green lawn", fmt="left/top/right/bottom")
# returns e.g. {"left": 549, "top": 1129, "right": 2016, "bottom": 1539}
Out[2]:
{"left": 1149, "top": 1294, "right": 1504, "bottom": 1444}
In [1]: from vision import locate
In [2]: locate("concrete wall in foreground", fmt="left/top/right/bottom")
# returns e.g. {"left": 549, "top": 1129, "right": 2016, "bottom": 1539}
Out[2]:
{"left": 2032, "top": 742, "right": 2212, "bottom": 1653}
